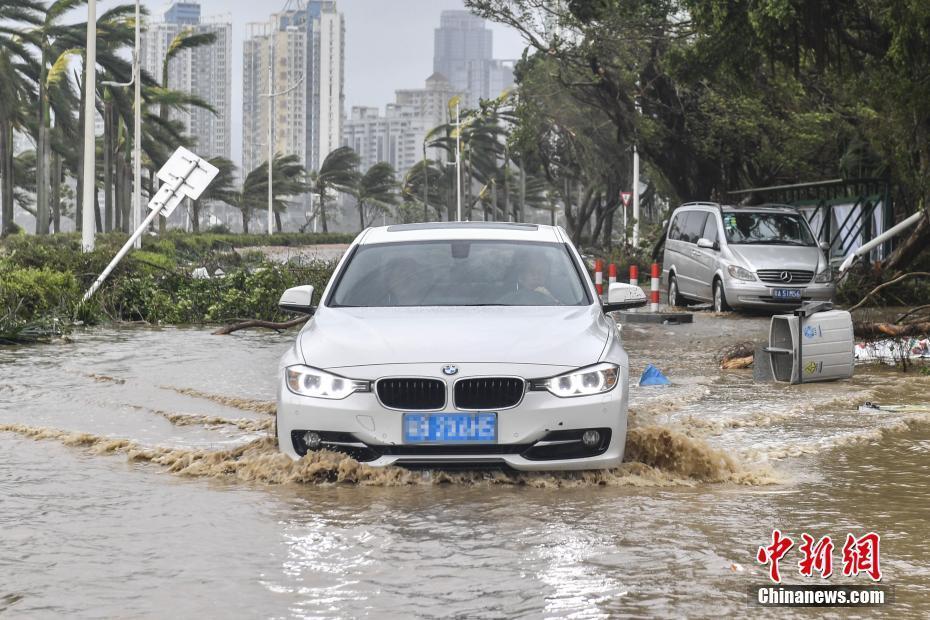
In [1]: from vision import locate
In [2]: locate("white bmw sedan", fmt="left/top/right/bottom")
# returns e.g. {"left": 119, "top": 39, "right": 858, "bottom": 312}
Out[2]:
{"left": 275, "top": 222, "right": 646, "bottom": 470}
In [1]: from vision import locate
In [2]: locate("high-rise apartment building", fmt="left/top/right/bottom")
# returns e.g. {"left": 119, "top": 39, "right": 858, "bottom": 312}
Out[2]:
{"left": 242, "top": 1, "right": 345, "bottom": 175}
{"left": 433, "top": 11, "right": 514, "bottom": 109}
{"left": 139, "top": 2, "right": 232, "bottom": 160}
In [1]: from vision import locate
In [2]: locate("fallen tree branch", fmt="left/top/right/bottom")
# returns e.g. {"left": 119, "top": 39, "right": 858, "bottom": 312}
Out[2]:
{"left": 853, "top": 321, "right": 930, "bottom": 339}
{"left": 895, "top": 304, "right": 930, "bottom": 325}
{"left": 212, "top": 316, "right": 310, "bottom": 336}
{"left": 847, "top": 272, "right": 930, "bottom": 313}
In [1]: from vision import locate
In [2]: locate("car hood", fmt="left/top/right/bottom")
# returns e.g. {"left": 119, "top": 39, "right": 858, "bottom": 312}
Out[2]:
{"left": 729, "top": 245, "right": 823, "bottom": 271}
{"left": 298, "top": 305, "right": 610, "bottom": 369}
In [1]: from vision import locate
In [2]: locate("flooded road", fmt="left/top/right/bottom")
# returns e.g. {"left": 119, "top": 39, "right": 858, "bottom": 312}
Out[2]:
{"left": 2, "top": 315, "right": 929, "bottom": 617}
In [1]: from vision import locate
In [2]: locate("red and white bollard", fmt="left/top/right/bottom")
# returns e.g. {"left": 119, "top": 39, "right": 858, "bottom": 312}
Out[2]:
{"left": 629, "top": 264, "right": 638, "bottom": 287}
{"left": 608, "top": 263, "right": 617, "bottom": 287}
{"left": 594, "top": 259, "right": 604, "bottom": 296}
{"left": 650, "top": 263, "right": 660, "bottom": 312}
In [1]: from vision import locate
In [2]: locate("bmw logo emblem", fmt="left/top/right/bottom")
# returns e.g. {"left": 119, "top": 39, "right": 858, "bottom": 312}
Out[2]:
{"left": 442, "top": 365, "right": 459, "bottom": 376}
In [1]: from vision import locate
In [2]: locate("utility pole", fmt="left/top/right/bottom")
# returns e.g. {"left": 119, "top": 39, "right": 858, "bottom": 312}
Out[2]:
{"left": 81, "top": 0, "right": 97, "bottom": 252}
{"left": 455, "top": 101, "right": 462, "bottom": 222}
{"left": 632, "top": 83, "right": 642, "bottom": 247}
{"left": 102, "top": 0, "right": 142, "bottom": 248}
{"left": 261, "top": 37, "right": 303, "bottom": 235}
{"left": 132, "top": 0, "right": 141, "bottom": 248}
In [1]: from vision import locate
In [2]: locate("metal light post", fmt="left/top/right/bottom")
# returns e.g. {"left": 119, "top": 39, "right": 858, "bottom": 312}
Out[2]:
{"left": 101, "top": 0, "right": 142, "bottom": 249}
{"left": 455, "top": 101, "right": 462, "bottom": 222}
{"left": 261, "top": 39, "right": 304, "bottom": 235}
{"left": 81, "top": 0, "right": 97, "bottom": 251}
{"left": 632, "top": 84, "right": 642, "bottom": 247}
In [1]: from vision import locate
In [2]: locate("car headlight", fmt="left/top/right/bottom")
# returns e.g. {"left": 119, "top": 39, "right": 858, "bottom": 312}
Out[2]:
{"left": 532, "top": 363, "right": 620, "bottom": 398}
{"left": 727, "top": 265, "right": 756, "bottom": 281}
{"left": 285, "top": 365, "right": 370, "bottom": 399}
{"left": 814, "top": 265, "right": 833, "bottom": 283}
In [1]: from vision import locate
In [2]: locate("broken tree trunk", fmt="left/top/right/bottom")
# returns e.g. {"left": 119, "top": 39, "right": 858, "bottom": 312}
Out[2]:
{"left": 213, "top": 316, "right": 310, "bottom": 336}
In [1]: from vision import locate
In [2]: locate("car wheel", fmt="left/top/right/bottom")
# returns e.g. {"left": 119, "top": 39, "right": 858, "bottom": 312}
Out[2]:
{"left": 668, "top": 275, "right": 682, "bottom": 307}
{"left": 713, "top": 279, "right": 731, "bottom": 312}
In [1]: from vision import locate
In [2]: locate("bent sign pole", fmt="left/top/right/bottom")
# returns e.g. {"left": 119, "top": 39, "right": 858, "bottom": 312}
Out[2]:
{"left": 81, "top": 148, "right": 219, "bottom": 303}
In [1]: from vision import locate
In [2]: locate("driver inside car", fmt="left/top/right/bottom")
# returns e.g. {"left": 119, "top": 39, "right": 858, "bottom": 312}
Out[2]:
{"left": 501, "top": 253, "right": 558, "bottom": 305}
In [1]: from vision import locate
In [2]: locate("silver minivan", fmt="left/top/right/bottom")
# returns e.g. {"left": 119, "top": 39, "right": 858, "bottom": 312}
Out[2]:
{"left": 662, "top": 203, "right": 835, "bottom": 311}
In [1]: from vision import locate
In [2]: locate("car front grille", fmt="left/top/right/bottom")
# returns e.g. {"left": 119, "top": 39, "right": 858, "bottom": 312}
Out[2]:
{"left": 454, "top": 377, "right": 525, "bottom": 410}
{"left": 756, "top": 269, "right": 814, "bottom": 285}
{"left": 376, "top": 378, "right": 446, "bottom": 410}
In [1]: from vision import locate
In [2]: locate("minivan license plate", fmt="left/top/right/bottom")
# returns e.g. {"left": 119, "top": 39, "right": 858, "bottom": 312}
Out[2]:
{"left": 772, "top": 288, "right": 802, "bottom": 300}
{"left": 403, "top": 413, "right": 497, "bottom": 443}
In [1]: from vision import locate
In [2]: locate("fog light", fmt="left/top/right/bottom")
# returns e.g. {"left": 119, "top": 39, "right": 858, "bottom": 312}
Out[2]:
{"left": 582, "top": 430, "right": 600, "bottom": 447}
{"left": 304, "top": 431, "right": 322, "bottom": 451}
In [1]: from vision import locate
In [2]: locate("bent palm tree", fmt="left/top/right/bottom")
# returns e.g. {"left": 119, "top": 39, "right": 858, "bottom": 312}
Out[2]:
{"left": 353, "top": 161, "right": 397, "bottom": 229}
{"left": 309, "top": 146, "right": 359, "bottom": 233}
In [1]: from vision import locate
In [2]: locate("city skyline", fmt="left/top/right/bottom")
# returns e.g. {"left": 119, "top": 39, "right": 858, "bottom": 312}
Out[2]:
{"left": 100, "top": 0, "right": 526, "bottom": 172}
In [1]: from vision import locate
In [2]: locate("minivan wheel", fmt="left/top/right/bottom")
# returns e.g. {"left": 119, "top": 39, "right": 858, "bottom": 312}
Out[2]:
{"left": 713, "top": 279, "right": 731, "bottom": 312}
{"left": 668, "top": 275, "right": 681, "bottom": 307}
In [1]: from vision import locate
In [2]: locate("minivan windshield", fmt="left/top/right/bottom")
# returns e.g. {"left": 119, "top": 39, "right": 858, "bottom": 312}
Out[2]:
{"left": 722, "top": 212, "right": 816, "bottom": 246}
{"left": 329, "top": 240, "right": 591, "bottom": 307}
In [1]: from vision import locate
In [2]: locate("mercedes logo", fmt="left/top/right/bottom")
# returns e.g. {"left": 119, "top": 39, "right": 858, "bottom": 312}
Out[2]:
{"left": 442, "top": 365, "right": 459, "bottom": 376}
{"left": 780, "top": 271, "right": 793, "bottom": 283}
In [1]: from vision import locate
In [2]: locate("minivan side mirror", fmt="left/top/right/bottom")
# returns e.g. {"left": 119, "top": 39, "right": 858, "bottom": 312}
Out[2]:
{"left": 696, "top": 237, "right": 718, "bottom": 250}
{"left": 279, "top": 285, "right": 316, "bottom": 315}
{"left": 602, "top": 282, "right": 648, "bottom": 312}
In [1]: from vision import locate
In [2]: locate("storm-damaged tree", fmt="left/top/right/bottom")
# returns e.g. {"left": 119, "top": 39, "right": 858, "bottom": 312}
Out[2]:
{"left": 309, "top": 146, "right": 360, "bottom": 234}
{"left": 237, "top": 154, "right": 310, "bottom": 233}
{"left": 352, "top": 161, "right": 397, "bottom": 230}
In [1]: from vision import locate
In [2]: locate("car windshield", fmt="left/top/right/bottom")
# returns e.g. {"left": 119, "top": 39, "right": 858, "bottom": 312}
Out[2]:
{"left": 722, "top": 212, "right": 816, "bottom": 246}
{"left": 329, "top": 240, "right": 590, "bottom": 307}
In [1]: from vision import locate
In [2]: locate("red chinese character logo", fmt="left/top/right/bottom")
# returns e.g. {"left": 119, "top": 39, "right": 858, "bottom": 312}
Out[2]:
{"left": 798, "top": 534, "right": 834, "bottom": 578}
{"left": 757, "top": 529, "right": 794, "bottom": 583}
{"left": 842, "top": 532, "right": 882, "bottom": 581}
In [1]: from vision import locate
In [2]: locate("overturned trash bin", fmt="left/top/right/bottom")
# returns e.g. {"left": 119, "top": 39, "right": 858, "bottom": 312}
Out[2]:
{"left": 765, "top": 302, "right": 854, "bottom": 384}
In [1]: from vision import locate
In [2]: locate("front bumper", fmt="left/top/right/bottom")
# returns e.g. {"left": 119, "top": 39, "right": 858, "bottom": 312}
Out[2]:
{"left": 723, "top": 277, "right": 835, "bottom": 310}
{"left": 276, "top": 364, "right": 629, "bottom": 471}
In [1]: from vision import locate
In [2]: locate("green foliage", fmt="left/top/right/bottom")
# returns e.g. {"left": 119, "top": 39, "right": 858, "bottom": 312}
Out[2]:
{"left": 0, "top": 233, "right": 341, "bottom": 339}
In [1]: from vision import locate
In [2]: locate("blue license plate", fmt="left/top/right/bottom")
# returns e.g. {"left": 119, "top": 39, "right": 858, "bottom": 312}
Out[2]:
{"left": 403, "top": 413, "right": 497, "bottom": 443}
{"left": 772, "top": 288, "right": 802, "bottom": 300}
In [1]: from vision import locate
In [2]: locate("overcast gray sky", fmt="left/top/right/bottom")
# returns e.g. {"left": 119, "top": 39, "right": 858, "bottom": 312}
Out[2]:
{"left": 116, "top": 1, "right": 527, "bottom": 169}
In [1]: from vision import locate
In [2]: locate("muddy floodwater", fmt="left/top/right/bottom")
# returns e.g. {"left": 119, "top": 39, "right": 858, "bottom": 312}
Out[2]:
{"left": 2, "top": 314, "right": 929, "bottom": 618}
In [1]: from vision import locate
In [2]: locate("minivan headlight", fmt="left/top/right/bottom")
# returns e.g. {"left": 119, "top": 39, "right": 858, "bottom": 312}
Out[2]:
{"left": 532, "top": 363, "right": 620, "bottom": 398}
{"left": 814, "top": 265, "right": 833, "bottom": 283}
{"left": 285, "top": 365, "right": 370, "bottom": 399}
{"left": 727, "top": 265, "right": 756, "bottom": 281}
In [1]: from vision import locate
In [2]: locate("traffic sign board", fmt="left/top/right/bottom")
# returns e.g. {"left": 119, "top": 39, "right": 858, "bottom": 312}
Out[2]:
{"left": 150, "top": 147, "right": 219, "bottom": 217}
{"left": 621, "top": 192, "right": 632, "bottom": 208}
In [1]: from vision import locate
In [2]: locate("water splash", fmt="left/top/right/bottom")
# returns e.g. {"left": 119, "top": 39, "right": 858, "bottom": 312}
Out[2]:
{"left": 162, "top": 386, "right": 276, "bottom": 415}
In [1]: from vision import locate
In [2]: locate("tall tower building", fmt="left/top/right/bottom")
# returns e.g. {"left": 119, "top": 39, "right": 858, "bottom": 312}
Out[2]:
{"left": 140, "top": 2, "right": 232, "bottom": 160}
{"left": 433, "top": 11, "right": 513, "bottom": 109}
{"left": 242, "top": 1, "right": 345, "bottom": 175}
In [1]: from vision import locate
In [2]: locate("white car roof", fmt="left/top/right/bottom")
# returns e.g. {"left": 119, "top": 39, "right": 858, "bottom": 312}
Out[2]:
{"left": 359, "top": 222, "right": 563, "bottom": 245}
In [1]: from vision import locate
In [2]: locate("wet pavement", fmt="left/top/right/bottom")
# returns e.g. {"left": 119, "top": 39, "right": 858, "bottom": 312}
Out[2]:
{"left": 1, "top": 314, "right": 928, "bottom": 617}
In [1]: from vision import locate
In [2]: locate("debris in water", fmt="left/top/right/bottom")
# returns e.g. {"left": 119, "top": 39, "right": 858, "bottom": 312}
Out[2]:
{"left": 639, "top": 364, "right": 671, "bottom": 386}
{"left": 717, "top": 341, "right": 756, "bottom": 369}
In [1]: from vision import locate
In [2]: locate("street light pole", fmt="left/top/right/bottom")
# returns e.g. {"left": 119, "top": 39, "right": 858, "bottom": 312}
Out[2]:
{"left": 81, "top": 0, "right": 97, "bottom": 252}
{"left": 132, "top": 0, "right": 141, "bottom": 248}
{"left": 261, "top": 37, "right": 303, "bottom": 236}
{"left": 455, "top": 101, "right": 462, "bottom": 222}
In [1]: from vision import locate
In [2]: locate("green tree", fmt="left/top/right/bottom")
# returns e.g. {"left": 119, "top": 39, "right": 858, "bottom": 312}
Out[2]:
{"left": 353, "top": 162, "right": 397, "bottom": 230}
{"left": 309, "top": 146, "right": 360, "bottom": 233}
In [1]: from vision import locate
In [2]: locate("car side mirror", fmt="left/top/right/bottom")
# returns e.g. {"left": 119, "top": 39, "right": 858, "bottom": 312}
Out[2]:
{"left": 819, "top": 241, "right": 830, "bottom": 252}
{"left": 279, "top": 285, "right": 316, "bottom": 315}
{"left": 697, "top": 237, "right": 717, "bottom": 250}
{"left": 602, "top": 282, "right": 647, "bottom": 312}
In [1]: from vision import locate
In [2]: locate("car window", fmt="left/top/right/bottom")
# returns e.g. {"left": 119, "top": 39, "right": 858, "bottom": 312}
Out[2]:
{"left": 681, "top": 212, "right": 708, "bottom": 244}
{"left": 722, "top": 212, "right": 816, "bottom": 246}
{"left": 668, "top": 212, "right": 684, "bottom": 241}
{"left": 329, "top": 240, "right": 591, "bottom": 307}
{"left": 701, "top": 214, "right": 719, "bottom": 244}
